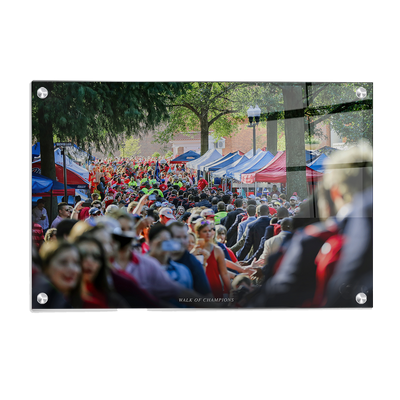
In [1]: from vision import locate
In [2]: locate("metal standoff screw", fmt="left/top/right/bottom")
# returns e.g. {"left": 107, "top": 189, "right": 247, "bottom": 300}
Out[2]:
{"left": 356, "top": 87, "right": 367, "bottom": 99}
{"left": 37, "top": 87, "right": 48, "bottom": 99}
{"left": 355, "top": 292, "right": 367, "bottom": 304}
{"left": 37, "top": 292, "right": 48, "bottom": 305}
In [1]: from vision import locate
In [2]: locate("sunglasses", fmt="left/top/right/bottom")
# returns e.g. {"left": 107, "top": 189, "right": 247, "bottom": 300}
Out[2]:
{"left": 79, "top": 250, "right": 102, "bottom": 261}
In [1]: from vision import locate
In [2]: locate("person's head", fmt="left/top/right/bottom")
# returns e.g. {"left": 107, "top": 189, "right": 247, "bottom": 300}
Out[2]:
{"left": 44, "top": 228, "right": 57, "bottom": 242}
{"left": 200, "top": 208, "right": 215, "bottom": 222}
{"left": 247, "top": 205, "right": 257, "bottom": 217}
{"left": 68, "top": 221, "right": 93, "bottom": 243}
{"left": 247, "top": 199, "right": 257, "bottom": 206}
{"left": 272, "top": 184, "right": 278, "bottom": 191}
{"left": 159, "top": 207, "right": 176, "bottom": 225}
{"left": 127, "top": 201, "right": 139, "bottom": 214}
{"left": 215, "top": 224, "right": 227, "bottom": 243}
{"left": 74, "top": 235, "right": 109, "bottom": 291}
{"left": 279, "top": 193, "right": 286, "bottom": 201}
{"left": 270, "top": 217, "right": 278, "bottom": 225}
{"left": 234, "top": 198, "right": 243, "bottom": 209}
{"left": 39, "top": 240, "right": 82, "bottom": 301}
{"left": 100, "top": 177, "right": 105, "bottom": 183}
{"left": 116, "top": 212, "right": 135, "bottom": 233}
{"left": 91, "top": 200, "right": 102, "bottom": 209}
{"left": 89, "top": 207, "right": 102, "bottom": 218}
{"left": 217, "top": 201, "right": 226, "bottom": 212}
{"left": 227, "top": 204, "right": 235, "bottom": 212}
{"left": 168, "top": 221, "right": 189, "bottom": 258}
{"left": 259, "top": 204, "right": 270, "bottom": 216}
{"left": 318, "top": 142, "right": 373, "bottom": 219}
{"left": 58, "top": 202, "right": 72, "bottom": 219}
{"left": 36, "top": 199, "right": 45, "bottom": 210}
{"left": 188, "top": 231, "right": 197, "bottom": 252}
{"left": 91, "top": 193, "right": 100, "bottom": 202}
{"left": 105, "top": 204, "right": 119, "bottom": 216}
{"left": 194, "top": 220, "right": 214, "bottom": 242}
{"left": 56, "top": 219, "right": 78, "bottom": 241}
{"left": 222, "top": 194, "right": 231, "bottom": 205}
{"left": 148, "top": 224, "right": 173, "bottom": 264}
{"left": 280, "top": 217, "right": 293, "bottom": 232}
{"left": 83, "top": 225, "right": 116, "bottom": 263}
{"left": 276, "top": 206, "right": 289, "bottom": 220}
{"left": 189, "top": 214, "right": 203, "bottom": 232}
{"left": 289, "top": 196, "right": 297, "bottom": 207}
{"left": 211, "top": 197, "right": 219, "bottom": 205}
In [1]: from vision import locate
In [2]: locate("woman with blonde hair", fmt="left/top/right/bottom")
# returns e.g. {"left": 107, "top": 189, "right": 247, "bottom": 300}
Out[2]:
{"left": 194, "top": 220, "right": 231, "bottom": 298}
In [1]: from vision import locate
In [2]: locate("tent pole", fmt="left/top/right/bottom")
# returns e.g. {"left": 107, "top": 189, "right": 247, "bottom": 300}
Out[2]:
{"left": 50, "top": 188, "right": 53, "bottom": 222}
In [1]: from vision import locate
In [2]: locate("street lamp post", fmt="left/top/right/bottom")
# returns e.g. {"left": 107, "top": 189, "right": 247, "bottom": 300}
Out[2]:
{"left": 247, "top": 105, "right": 261, "bottom": 156}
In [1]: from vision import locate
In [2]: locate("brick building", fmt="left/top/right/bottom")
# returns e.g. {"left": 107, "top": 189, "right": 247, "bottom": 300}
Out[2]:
{"left": 90, "top": 120, "right": 333, "bottom": 160}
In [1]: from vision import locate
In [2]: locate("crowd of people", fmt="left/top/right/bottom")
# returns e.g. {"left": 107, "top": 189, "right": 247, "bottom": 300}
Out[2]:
{"left": 32, "top": 144, "right": 373, "bottom": 309}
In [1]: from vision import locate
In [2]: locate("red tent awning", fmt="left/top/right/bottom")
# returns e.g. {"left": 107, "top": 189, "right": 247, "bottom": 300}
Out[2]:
{"left": 33, "top": 188, "right": 76, "bottom": 197}
{"left": 241, "top": 151, "right": 323, "bottom": 184}
{"left": 32, "top": 161, "right": 88, "bottom": 186}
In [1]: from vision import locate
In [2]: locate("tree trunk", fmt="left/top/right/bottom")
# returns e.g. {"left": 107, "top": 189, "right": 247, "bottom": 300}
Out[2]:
{"left": 38, "top": 85, "right": 58, "bottom": 223}
{"left": 200, "top": 115, "right": 209, "bottom": 155}
{"left": 266, "top": 115, "right": 278, "bottom": 155}
{"left": 282, "top": 85, "right": 308, "bottom": 200}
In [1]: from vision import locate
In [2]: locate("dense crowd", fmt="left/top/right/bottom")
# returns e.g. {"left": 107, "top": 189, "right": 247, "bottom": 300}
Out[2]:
{"left": 32, "top": 144, "right": 373, "bottom": 308}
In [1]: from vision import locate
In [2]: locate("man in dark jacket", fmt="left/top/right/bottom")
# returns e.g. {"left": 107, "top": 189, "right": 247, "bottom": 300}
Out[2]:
{"left": 224, "top": 198, "right": 245, "bottom": 231}
{"left": 237, "top": 204, "right": 271, "bottom": 261}
{"left": 195, "top": 193, "right": 212, "bottom": 208}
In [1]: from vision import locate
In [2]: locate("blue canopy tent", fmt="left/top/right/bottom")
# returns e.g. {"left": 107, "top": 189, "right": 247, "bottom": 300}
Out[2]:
{"left": 201, "top": 152, "right": 234, "bottom": 172}
{"left": 231, "top": 151, "right": 274, "bottom": 181}
{"left": 211, "top": 155, "right": 249, "bottom": 190}
{"left": 211, "top": 155, "right": 249, "bottom": 178}
{"left": 32, "top": 143, "right": 41, "bottom": 158}
{"left": 227, "top": 150, "right": 265, "bottom": 180}
{"left": 32, "top": 142, "right": 95, "bottom": 162}
{"left": 170, "top": 150, "right": 200, "bottom": 164}
{"left": 188, "top": 149, "right": 222, "bottom": 171}
{"left": 32, "top": 172, "right": 76, "bottom": 216}
{"left": 207, "top": 153, "right": 243, "bottom": 173}
{"left": 194, "top": 150, "right": 224, "bottom": 179}
{"left": 307, "top": 153, "right": 329, "bottom": 173}
{"left": 306, "top": 150, "right": 320, "bottom": 164}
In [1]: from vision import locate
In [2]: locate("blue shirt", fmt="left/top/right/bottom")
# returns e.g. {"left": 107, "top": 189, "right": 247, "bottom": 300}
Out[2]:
{"left": 161, "top": 259, "right": 194, "bottom": 308}
{"left": 237, "top": 216, "right": 257, "bottom": 241}
{"left": 166, "top": 260, "right": 193, "bottom": 290}
{"left": 175, "top": 250, "right": 211, "bottom": 295}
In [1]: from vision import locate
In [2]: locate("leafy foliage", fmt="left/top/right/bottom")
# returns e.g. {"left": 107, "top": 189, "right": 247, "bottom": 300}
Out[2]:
{"left": 122, "top": 137, "right": 141, "bottom": 158}
{"left": 152, "top": 152, "right": 161, "bottom": 158}
{"left": 32, "top": 82, "right": 186, "bottom": 153}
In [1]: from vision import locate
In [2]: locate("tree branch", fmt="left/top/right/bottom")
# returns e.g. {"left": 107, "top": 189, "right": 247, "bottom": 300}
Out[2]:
{"left": 167, "top": 102, "right": 201, "bottom": 118}
{"left": 208, "top": 109, "right": 240, "bottom": 127}
{"left": 207, "top": 83, "right": 245, "bottom": 104}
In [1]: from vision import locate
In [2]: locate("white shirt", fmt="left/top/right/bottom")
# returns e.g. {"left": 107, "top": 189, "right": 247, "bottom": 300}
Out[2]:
{"left": 32, "top": 206, "right": 49, "bottom": 230}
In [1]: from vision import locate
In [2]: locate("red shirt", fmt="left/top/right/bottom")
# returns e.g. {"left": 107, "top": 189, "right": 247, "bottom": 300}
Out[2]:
{"left": 198, "top": 178, "right": 208, "bottom": 191}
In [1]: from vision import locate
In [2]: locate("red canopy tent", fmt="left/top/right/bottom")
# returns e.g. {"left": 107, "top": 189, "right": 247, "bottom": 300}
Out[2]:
{"left": 32, "top": 161, "right": 88, "bottom": 187}
{"left": 241, "top": 151, "right": 323, "bottom": 184}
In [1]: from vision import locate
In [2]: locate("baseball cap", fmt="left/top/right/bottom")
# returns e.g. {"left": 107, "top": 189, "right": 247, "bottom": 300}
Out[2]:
{"left": 159, "top": 207, "right": 175, "bottom": 219}
{"left": 272, "top": 194, "right": 279, "bottom": 200}
{"left": 260, "top": 197, "right": 267, "bottom": 202}
{"left": 200, "top": 209, "right": 215, "bottom": 218}
{"left": 248, "top": 194, "right": 255, "bottom": 199}
{"left": 161, "top": 201, "right": 169, "bottom": 207}
{"left": 290, "top": 196, "right": 297, "bottom": 201}
{"left": 89, "top": 207, "right": 102, "bottom": 216}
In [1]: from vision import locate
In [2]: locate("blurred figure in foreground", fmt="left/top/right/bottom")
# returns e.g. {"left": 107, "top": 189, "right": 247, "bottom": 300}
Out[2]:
{"left": 244, "top": 142, "right": 373, "bottom": 308}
